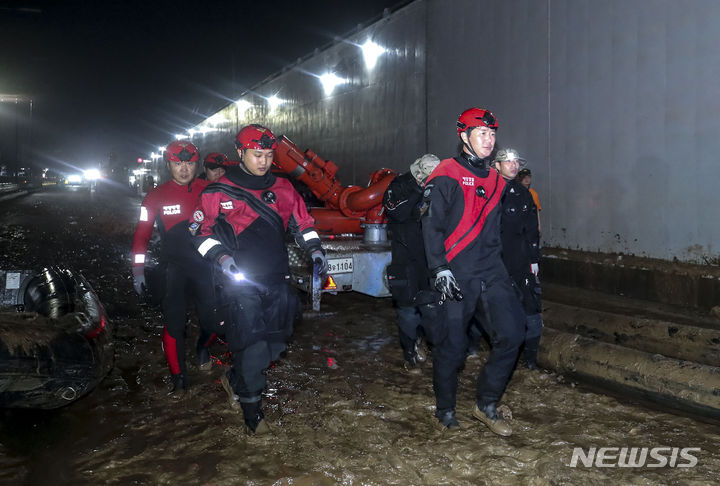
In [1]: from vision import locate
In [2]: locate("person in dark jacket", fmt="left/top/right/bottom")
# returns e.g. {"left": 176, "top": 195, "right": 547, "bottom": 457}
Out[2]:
{"left": 384, "top": 154, "right": 441, "bottom": 373}
{"left": 517, "top": 167, "right": 542, "bottom": 237}
{"left": 191, "top": 124, "right": 327, "bottom": 435}
{"left": 421, "top": 108, "right": 526, "bottom": 436}
{"left": 493, "top": 148, "right": 542, "bottom": 369}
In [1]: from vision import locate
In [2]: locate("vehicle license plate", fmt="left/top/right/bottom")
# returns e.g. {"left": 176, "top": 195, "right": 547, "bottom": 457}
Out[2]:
{"left": 327, "top": 257, "right": 353, "bottom": 274}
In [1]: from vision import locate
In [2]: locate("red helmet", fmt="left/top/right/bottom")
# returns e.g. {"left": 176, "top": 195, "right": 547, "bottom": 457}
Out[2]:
{"left": 456, "top": 108, "right": 498, "bottom": 137}
{"left": 235, "top": 124, "right": 277, "bottom": 150}
{"left": 203, "top": 152, "right": 230, "bottom": 168}
{"left": 165, "top": 140, "right": 200, "bottom": 163}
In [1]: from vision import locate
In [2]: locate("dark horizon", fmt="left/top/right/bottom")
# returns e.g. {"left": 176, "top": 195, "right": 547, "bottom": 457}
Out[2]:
{"left": 0, "top": 0, "right": 404, "bottom": 171}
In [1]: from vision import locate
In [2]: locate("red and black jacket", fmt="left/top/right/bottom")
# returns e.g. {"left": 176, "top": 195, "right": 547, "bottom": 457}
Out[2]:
{"left": 422, "top": 154, "right": 507, "bottom": 282}
{"left": 132, "top": 178, "right": 209, "bottom": 270}
{"left": 191, "top": 167, "right": 322, "bottom": 282}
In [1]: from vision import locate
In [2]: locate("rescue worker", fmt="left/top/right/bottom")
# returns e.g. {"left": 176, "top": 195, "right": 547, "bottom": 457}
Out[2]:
{"left": 518, "top": 168, "right": 542, "bottom": 237}
{"left": 190, "top": 124, "right": 327, "bottom": 435}
{"left": 383, "top": 154, "right": 441, "bottom": 373}
{"left": 196, "top": 152, "right": 235, "bottom": 359}
{"left": 199, "top": 152, "right": 233, "bottom": 183}
{"left": 421, "top": 108, "right": 526, "bottom": 436}
{"left": 493, "top": 149, "right": 543, "bottom": 370}
{"left": 131, "top": 140, "right": 218, "bottom": 397}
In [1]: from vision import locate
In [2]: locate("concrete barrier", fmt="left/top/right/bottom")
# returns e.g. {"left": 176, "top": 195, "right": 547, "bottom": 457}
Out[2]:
{"left": 543, "top": 301, "right": 720, "bottom": 367}
{"left": 539, "top": 327, "right": 720, "bottom": 418}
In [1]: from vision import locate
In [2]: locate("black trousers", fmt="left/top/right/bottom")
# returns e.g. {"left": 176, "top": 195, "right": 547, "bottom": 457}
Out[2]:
{"left": 161, "top": 259, "right": 217, "bottom": 376}
{"left": 432, "top": 276, "right": 526, "bottom": 412}
{"left": 224, "top": 281, "right": 296, "bottom": 402}
{"left": 396, "top": 305, "right": 424, "bottom": 361}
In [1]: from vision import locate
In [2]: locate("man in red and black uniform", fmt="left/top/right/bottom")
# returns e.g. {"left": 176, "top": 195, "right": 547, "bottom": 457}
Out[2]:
{"left": 196, "top": 151, "right": 237, "bottom": 358}
{"left": 421, "top": 108, "right": 526, "bottom": 435}
{"left": 131, "top": 140, "right": 218, "bottom": 397}
{"left": 191, "top": 124, "right": 327, "bottom": 435}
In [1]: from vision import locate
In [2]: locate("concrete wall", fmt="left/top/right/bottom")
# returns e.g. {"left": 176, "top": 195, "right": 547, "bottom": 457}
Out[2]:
{"left": 426, "top": 0, "right": 720, "bottom": 262}
{"left": 193, "top": 0, "right": 427, "bottom": 187}
{"left": 189, "top": 0, "right": 720, "bottom": 264}
{"left": 545, "top": 0, "right": 720, "bottom": 262}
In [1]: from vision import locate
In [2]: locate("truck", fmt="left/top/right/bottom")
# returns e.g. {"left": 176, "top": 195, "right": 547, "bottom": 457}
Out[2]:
{"left": 274, "top": 135, "right": 397, "bottom": 310}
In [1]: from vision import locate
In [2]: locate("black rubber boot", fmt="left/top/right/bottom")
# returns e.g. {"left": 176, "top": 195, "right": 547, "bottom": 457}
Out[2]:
{"left": 168, "top": 373, "right": 187, "bottom": 399}
{"left": 523, "top": 336, "right": 541, "bottom": 370}
{"left": 241, "top": 401, "right": 270, "bottom": 436}
{"left": 434, "top": 408, "right": 460, "bottom": 430}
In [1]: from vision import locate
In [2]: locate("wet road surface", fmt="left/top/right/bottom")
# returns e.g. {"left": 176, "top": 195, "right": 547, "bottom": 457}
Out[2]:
{"left": 0, "top": 186, "right": 718, "bottom": 485}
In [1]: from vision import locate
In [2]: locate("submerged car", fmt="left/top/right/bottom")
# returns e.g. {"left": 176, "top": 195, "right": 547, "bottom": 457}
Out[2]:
{"left": 0, "top": 267, "right": 113, "bottom": 409}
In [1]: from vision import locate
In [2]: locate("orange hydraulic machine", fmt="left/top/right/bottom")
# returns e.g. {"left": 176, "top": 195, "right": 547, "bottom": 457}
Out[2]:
{"left": 273, "top": 135, "right": 397, "bottom": 309}
{"left": 273, "top": 135, "right": 396, "bottom": 242}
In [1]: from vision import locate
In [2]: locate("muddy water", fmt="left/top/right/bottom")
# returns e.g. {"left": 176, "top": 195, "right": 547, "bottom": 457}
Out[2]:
{"left": 1, "top": 188, "right": 719, "bottom": 485}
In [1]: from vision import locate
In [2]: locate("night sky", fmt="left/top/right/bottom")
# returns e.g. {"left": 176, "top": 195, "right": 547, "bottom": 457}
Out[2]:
{"left": 0, "top": 0, "right": 403, "bottom": 170}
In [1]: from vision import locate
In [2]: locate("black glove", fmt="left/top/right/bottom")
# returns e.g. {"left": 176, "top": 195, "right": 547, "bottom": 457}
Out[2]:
{"left": 311, "top": 250, "right": 328, "bottom": 277}
{"left": 434, "top": 268, "right": 463, "bottom": 301}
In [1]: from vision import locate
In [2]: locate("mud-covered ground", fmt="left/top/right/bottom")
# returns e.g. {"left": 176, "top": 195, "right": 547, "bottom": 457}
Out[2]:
{"left": 0, "top": 186, "right": 718, "bottom": 485}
